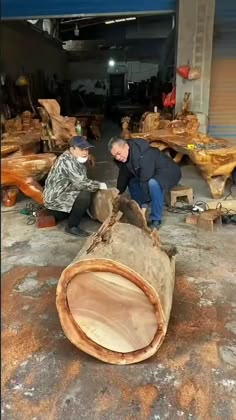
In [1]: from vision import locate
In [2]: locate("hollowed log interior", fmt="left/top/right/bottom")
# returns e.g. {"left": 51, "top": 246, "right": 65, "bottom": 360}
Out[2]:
{"left": 56, "top": 199, "right": 176, "bottom": 364}
{"left": 67, "top": 271, "right": 158, "bottom": 353}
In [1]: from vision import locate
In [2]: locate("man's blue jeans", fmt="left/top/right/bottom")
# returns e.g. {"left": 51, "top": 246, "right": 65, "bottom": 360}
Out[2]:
{"left": 128, "top": 178, "right": 164, "bottom": 222}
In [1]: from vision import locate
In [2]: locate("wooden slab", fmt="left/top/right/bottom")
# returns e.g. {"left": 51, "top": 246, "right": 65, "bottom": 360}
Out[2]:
{"left": 67, "top": 271, "right": 157, "bottom": 353}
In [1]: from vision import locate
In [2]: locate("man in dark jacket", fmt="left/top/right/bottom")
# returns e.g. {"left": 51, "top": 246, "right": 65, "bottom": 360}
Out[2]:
{"left": 108, "top": 137, "right": 181, "bottom": 229}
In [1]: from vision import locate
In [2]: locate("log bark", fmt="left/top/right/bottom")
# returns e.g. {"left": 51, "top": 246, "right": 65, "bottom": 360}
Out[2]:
{"left": 56, "top": 197, "right": 176, "bottom": 365}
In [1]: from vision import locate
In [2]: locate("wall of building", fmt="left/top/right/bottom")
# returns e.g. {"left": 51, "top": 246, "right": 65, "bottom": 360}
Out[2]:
{"left": 0, "top": 21, "right": 67, "bottom": 79}
{"left": 127, "top": 61, "right": 159, "bottom": 82}
{"left": 68, "top": 60, "right": 108, "bottom": 83}
{"left": 175, "top": 0, "right": 215, "bottom": 133}
{"left": 68, "top": 59, "right": 159, "bottom": 92}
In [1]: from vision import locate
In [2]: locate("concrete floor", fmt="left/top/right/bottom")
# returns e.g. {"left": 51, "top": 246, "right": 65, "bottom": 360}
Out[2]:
{"left": 2, "top": 122, "right": 236, "bottom": 419}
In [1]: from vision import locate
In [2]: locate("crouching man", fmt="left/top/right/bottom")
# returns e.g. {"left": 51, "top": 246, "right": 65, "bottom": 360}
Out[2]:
{"left": 43, "top": 136, "right": 107, "bottom": 237}
{"left": 108, "top": 136, "right": 181, "bottom": 229}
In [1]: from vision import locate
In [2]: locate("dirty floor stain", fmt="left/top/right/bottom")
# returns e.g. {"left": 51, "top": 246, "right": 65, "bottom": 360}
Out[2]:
{"left": 1, "top": 266, "right": 236, "bottom": 420}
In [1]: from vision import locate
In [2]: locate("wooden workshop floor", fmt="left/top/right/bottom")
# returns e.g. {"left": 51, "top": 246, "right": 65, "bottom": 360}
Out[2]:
{"left": 2, "top": 121, "right": 236, "bottom": 419}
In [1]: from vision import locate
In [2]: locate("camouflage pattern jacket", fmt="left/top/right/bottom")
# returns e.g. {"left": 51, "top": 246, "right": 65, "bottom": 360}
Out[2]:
{"left": 43, "top": 151, "right": 100, "bottom": 213}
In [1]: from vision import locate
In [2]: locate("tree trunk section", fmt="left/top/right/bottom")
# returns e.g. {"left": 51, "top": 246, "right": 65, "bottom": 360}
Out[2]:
{"left": 56, "top": 197, "right": 176, "bottom": 365}
{"left": 89, "top": 188, "right": 119, "bottom": 222}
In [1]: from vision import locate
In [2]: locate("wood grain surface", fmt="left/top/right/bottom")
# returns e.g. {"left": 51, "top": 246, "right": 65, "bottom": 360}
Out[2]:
{"left": 67, "top": 271, "right": 157, "bottom": 353}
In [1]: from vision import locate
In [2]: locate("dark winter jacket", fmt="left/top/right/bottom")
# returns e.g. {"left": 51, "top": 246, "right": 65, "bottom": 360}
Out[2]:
{"left": 115, "top": 138, "right": 181, "bottom": 204}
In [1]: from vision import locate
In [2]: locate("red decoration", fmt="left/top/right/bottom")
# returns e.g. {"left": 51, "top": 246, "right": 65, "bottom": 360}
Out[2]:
{"left": 162, "top": 87, "right": 176, "bottom": 108}
{"left": 177, "top": 65, "right": 190, "bottom": 79}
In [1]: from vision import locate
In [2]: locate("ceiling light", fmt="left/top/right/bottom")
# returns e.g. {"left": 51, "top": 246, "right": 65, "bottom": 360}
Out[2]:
{"left": 105, "top": 17, "right": 136, "bottom": 25}
{"left": 27, "top": 19, "right": 38, "bottom": 25}
{"left": 108, "top": 59, "right": 115, "bottom": 67}
{"left": 74, "top": 24, "right": 80, "bottom": 36}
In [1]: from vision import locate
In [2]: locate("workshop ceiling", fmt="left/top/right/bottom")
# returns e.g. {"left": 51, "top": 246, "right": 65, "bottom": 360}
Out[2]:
{"left": 59, "top": 14, "right": 173, "bottom": 41}
{"left": 60, "top": 14, "right": 174, "bottom": 61}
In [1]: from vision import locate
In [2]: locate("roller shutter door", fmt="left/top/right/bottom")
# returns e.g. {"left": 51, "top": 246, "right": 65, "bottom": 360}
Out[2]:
{"left": 208, "top": 0, "right": 236, "bottom": 140}
{"left": 1, "top": 0, "right": 176, "bottom": 20}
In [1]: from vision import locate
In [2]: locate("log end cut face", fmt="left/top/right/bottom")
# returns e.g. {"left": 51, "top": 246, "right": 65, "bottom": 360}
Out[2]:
{"left": 67, "top": 271, "right": 158, "bottom": 353}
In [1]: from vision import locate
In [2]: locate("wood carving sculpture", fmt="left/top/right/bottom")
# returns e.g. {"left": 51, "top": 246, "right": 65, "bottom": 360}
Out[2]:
{"left": 75, "top": 114, "right": 104, "bottom": 141}
{"left": 37, "top": 106, "right": 56, "bottom": 151}
{"left": 139, "top": 112, "right": 161, "bottom": 132}
{"left": 1, "top": 111, "right": 42, "bottom": 158}
{"left": 1, "top": 154, "right": 56, "bottom": 206}
{"left": 56, "top": 196, "right": 176, "bottom": 365}
{"left": 90, "top": 116, "right": 103, "bottom": 141}
{"left": 123, "top": 94, "right": 236, "bottom": 198}
{"left": 121, "top": 117, "right": 131, "bottom": 139}
{"left": 37, "top": 101, "right": 99, "bottom": 169}
{"left": 3, "top": 111, "right": 41, "bottom": 135}
{"left": 38, "top": 99, "right": 77, "bottom": 146}
{"left": 175, "top": 92, "right": 193, "bottom": 119}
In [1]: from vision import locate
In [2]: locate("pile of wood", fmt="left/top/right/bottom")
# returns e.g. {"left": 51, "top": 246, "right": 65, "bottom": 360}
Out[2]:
{"left": 1, "top": 111, "right": 42, "bottom": 159}
{"left": 121, "top": 93, "right": 236, "bottom": 198}
{"left": 1, "top": 107, "right": 55, "bottom": 206}
{"left": 1, "top": 100, "right": 100, "bottom": 207}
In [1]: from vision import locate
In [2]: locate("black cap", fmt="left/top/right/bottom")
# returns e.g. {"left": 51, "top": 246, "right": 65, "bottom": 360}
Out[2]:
{"left": 70, "top": 136, "right": 94, "bottom": 149}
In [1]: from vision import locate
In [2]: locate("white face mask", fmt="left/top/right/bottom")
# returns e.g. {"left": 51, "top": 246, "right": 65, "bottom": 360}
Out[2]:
{"left": 77, "top": 156, "right": 88, "bottom": 164}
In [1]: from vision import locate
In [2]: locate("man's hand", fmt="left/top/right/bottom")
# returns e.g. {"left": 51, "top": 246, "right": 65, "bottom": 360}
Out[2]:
{"left": 99, "top": 182, "right": 108, "bottom": 190}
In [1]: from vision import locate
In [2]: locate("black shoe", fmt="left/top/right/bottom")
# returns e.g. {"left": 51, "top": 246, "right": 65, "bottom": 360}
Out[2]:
{"left": 150, "top": 221, "right": 162, "bottom": 230}
{"left": 65, "top": 226, "right": 90, "bottom": 237}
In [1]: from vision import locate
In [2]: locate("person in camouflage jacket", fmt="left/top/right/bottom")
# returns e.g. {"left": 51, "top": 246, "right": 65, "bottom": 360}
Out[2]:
{"left": 43, "top": 136, "right": 107, "bottom": 237}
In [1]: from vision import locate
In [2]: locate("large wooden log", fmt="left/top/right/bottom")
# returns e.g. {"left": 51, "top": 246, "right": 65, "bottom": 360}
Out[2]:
{"left": 56, "top": 197, "right": 176, "bottom": 365}
{"left": 89, "top": 188, "right": 119, "bottom": 222}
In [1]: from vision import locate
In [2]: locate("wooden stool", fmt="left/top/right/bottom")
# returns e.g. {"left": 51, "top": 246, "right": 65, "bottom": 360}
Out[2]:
{"left": 167, "top": 185, "right": 193, "bottom": 206}
{"left": 186, "top": 210, "right": 222, "bottom": 232}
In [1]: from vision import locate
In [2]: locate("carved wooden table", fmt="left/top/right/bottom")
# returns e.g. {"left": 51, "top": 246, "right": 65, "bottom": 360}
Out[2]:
{"left": 130, "top": 130, "right": 236, "bottom": 198}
